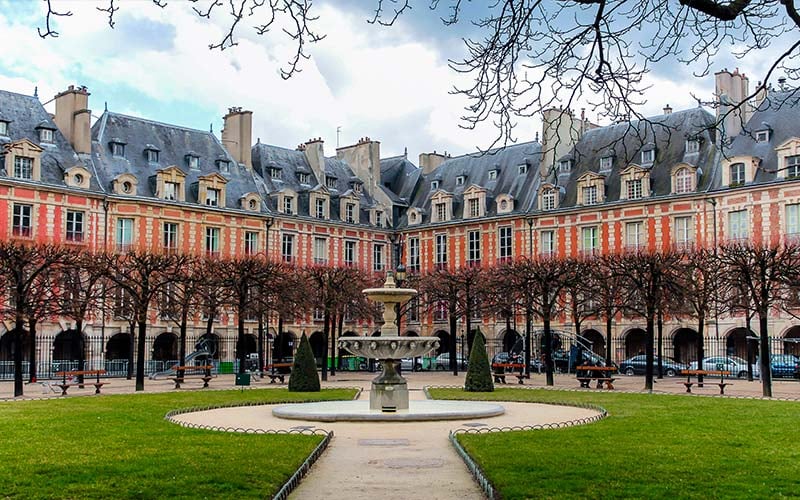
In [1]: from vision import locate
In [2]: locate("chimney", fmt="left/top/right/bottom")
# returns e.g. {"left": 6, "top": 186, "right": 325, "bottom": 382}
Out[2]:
{"left": 540, "top": 107, "right": 582, "bottom": 178}
{"left": 221, "top": 107, "right": 253, "bottom": 169}
{"left": 336, "top": 137, "right": 381, "bottom": 197}
{"left": 418, "top": 151, "right": 448, "bottom": 175}
{"left": 715, "top": 68, "right": 751, "bottom": 141}
{"left": 663, "top": 104, "right": 672, "bottom": 115}
{"left": 303, "top": 137, "right": 325, "bottom": 182}
{"left": 54, "top": 85, "right": 91, "bottom": 154}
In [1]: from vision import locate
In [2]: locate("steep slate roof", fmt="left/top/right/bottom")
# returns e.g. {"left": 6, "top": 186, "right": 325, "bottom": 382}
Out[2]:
{"left": 251, "top": 142, "right": 380, "bottom": 222}
{"left": 0, "top": 89, "right": 98, "bottom": 190}
{"left": 91, "top": 112, "right": 264, "bottom": 211}
{"left": 379, "top": 155, "right": 419, "bottom": 205}
{"left": 556, "top": 107, "right": 718, "bottom": 207}
{"left": 727, "top": 91, "right": 800, "bottom": 184}
{"left": 397, "top": 141, "right": 542, "bottom": 227}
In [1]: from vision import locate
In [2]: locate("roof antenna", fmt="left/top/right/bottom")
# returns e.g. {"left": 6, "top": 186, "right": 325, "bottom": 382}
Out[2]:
{"left": 210, "top": 123, "right": 213, "bottom": 133}
{"left": 104, "top": 101, "right": 108, "bottom": 112}
{"left": 336, "top": 126, "right": 342, "bottom": 148}
{"left": 33, "top": 86, "right": 38, "bottom": 98}
{"left": 404, "top": 147, "right": 408, "bottom": 158}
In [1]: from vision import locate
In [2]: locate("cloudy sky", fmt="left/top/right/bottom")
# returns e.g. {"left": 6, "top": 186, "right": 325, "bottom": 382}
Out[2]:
{"left": 0, "top": 1, "right": 778, "bottom": 161}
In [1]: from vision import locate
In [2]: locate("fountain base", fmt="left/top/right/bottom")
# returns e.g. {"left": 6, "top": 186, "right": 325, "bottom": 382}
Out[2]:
{"left": 272, "top": 400, "right": 506, "bottom": 422}
{"left": 371, "top": 380, "right": 409, "bottom": 412}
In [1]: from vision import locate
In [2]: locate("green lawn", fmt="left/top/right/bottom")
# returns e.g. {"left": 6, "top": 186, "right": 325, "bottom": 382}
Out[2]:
{"left": 430, "top": 388, "right": 800, "bottom": 500}
{"left": 0, "top": 388, "right": 355, "bottom": 499}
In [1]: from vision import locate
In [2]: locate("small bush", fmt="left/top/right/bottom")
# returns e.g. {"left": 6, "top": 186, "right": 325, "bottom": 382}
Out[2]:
{"left": 464, "top": 332, "right": 493, "bottom": 392}
{"left": 289, "top": 333, "right": 321, "bottom": 392}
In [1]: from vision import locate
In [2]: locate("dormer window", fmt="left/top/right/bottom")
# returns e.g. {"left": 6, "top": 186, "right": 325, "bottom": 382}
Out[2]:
{"left": 410, "top": 211, "right": 418, "bottom": 224}
{"left": 435, "top": 202, "right": 447, "bottom": 222}
{"left": 248, "top": 199, "right": 257, "bottom": 210}
{"left": 674, "top": 167, "right": 694, "bottom": 194}
{"left": 283, "top": 196, "right": 294, "bottom": 214}
{"left": 187, "top": 155, "right": 200, "bottom": 170}
{"left": 488, "top": 170, "right": 498, "bottom": 180}
{"left": 686, "top": 139, "right": 700, "bottom": 154}
{"left": 240, "top": 192, "right": 262, "bottom": 212}
{"left": 206, "top": 188, "right": 220, "bottom": 206}
{"left": 13, "top": 156, "right": 33, "bottom": 180}
{"left": 146, "top": 150, "right": 159, "bottom": 163}
{"left": 756, "top": 130, "right": 770, "bottom": 143}
{"left": 326, "top": 176, "right": 337, "bottom": 189}
{"left": 270, "top": 168, "right": 282, "bottom": 180}
{"left": 518, "top": 164, "right": 528, "bottom": 175}
{"left": 112, "top": 173, "right": 138, "bottom": 195}
{"left": 626, "top": 179, "right": 643, "bottom": 199}
{"left": 315, "top": 198, "right": 326, "bottom": 219}
{"left": 164, "top": 182, "right": 179, "bottom": 201}
{"left": 353, "top": 183, "right": 362, "bottom": 194}
{"left": 374, "top": 210, "right": 384, "bottom": 227}
{"left": 730, "top": 162, "right": 746, "bottom": 187}
{"left": 298, "top": 173, "right": 310, "bottom": 184}
{"left": 558, "top": 160, "right": 571, "bottom": 173}
{"left": 74, "top": 173, "right": 84, "bottom": 185}
{"left": 600, "top": 157, "right": 613, "bottom": 171}
{"left": 0, "top": 121, "right": 8, "bottom": 136}
{"left": 345, "top": 203, "right": 356, "bottom": 223}
{"left": 641, "top": 149, "right": 655, "bottom": 164}
{"left": 39, "top": 128, "right": 54, "bottom": 144}
{"left": 786, "top": 155, "right": 800, "bottom": 179}
{"left": 542, "top": 188, "right": 557, "bottom": 211}
{"left": 110, "top": 140, "right": 126, "bottom": 158}
{"left": 456, "top": 176, "right": 466, "bottom": 186}
{"left": 583, "top": 185, "right": 598, "bottom": 205}
{"left": 217, "top": 160, "right": 230, "bottom": 173}
{"left": 431, "top": 180, "right": 440, "bottom": 190}
{"left": 122, "top": 181, "right": 133, "bottom": 194}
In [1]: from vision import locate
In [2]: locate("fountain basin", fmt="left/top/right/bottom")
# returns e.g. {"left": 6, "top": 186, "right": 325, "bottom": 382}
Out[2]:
{"left": 338, "top": 336, "right": 439, "bottom": 360}
{"left": 272, "top": 400, "right": 506, "bottom": 422}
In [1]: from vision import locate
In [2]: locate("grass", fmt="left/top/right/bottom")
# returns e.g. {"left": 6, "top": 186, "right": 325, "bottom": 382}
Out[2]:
{"left": 0, "top": 388, "right": 356, "bottom": 499}
{"left": 429, "top": 388, "right": 800, "bottom": 500}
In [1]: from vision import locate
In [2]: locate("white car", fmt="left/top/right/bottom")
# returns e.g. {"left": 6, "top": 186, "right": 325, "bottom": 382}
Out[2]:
{"left": 688, "top": 356, "right": 759, "bottom": 379}
{"left": 434, "top": 353, "right": 468, "bottom": 370}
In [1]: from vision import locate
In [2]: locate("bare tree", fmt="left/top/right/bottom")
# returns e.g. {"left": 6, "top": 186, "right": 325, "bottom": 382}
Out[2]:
{"left": 416, "top": 267, "right": 465, "bottom": 375}
{"left": 589, "top": 254, "right": 625, "bottom": 364}
{"left": 564, "top": 257, "right": 595, "bottom": 351}
{"left": 158, "top": 255, "right": 202, "bottom": 377}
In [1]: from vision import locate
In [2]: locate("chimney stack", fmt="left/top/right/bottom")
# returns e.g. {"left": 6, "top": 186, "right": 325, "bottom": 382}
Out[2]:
{"left": 418, "top": 151, "right": 448, "bottom": 174}
{"left": 54, "top": 85, "right": 91, "bottom": 154}
{"left": 663, "top": 104, "right": 673, "bottom": 115}
{"left": 303, "top": 137, "right": 325, "bottom": 182}
{"left": 336, "top": 137, "right": 381, "bottom": 197}
{"left": 715, "top": 68, "right": 751, "bottom": 141}
{"left": 221, "top": 107, "right": 253, "bottom": 169}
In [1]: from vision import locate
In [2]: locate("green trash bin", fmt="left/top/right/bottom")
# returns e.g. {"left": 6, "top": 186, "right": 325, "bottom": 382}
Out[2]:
{"left": 219, "top": 362, "right": 234, "bottom": 374}
{"left": 235, "top": 373, "right": 251, "bottom": 386}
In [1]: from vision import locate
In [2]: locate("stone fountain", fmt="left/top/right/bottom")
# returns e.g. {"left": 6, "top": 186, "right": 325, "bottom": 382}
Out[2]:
{"left": 338, "top": 273, "right": 439, "bottom": 412}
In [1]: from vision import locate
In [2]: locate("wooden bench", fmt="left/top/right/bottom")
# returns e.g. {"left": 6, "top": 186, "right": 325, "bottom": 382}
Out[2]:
{"left": 54, "top": 370, "right": 108, "bottom": 395}
{"left": 170, "top": 365, "right": 214, "bottom": 389}
{"left": 576, "top": 366, "right": 617, "bottom": 390}
{"left": 266, "top": 363, "right": 293, "bottom": 384}
{"left": 491, "top": 363, "right": 526, "bottom": 384}
{"left": 680, "top": 369, "right": 732, "bottom": 395}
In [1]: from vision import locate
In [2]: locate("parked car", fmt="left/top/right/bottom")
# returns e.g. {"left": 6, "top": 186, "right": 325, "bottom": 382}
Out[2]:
{"left": 618, "top": 355, "right": 688, "bottom": 377}
{"left": 400, "top": 357, "right": 429, "bottom": 372}
{"left": 688, "top": 356, "right": 759, "bottom": 378}
{"left": 552, "top": 349, "right": 611, "bottom": 373}
{"left": 492, "top": 352, "right": 543, "bottom": 372}
{"left": 434, "top": 352, "right": 468, "bottom": 370}
{"left": 756, "top": 354, "right": 800, "bottom": 378}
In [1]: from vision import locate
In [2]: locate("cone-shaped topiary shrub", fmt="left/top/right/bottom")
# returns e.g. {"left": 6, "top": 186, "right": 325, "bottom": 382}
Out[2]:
{"left": 289, "top": 333, "right": 321, "bottom": 392}
{"left": 464, "top": 331, "right": 493, "bottom": 392}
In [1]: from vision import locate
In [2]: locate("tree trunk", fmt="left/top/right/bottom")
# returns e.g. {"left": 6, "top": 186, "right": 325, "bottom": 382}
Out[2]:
{"left": 605, "top": 311, "right": 613, "bottom": 365}
{"left": 321, "top": 310, "right": 329, "bottom": 381}
{"left": 179, "top": 310, "right": 188, "bottom": 379}
{"left": 136, "top": 312, "right": 147, "bottom": 391}
{"left": 449, "top": 306, "right": 458, "bottom": 376}
{"left": 28, "top": 318, "right": 37, "bottom": 383}
{"left": 329, "top": 313, "right": 337, "bottom": 377}
{"left": 75, "top": 319, "right": 84, "bottom": 385}
{"left": 697, "top": 312, "right": 705, "bottom": 385}
{"left": 645, "top": 314, "right": 655, "bottom": 391}
{"left": 657, "top": 310, "right": 663, "bottom": 379}
{"left": 746, "top": 313, "right": 754, "bottom": 381}
{"left": 237, "top": 300, "right": 246, "bottom": 375}
{"left": 758, "top": 310, "right": 772, "bottom": 397}
{"left": 524, "top": 308, "right": 531, "bottom": 376}
{"left": 257, "top": 313, "right": 265, "bottom": 376}
{"left": 543, "top": 313, "right": 554, "bottom": 386}
{"left": 127, "top": 322, "right": 135, "bottom": 380}
{"left": 13, "top": 319, "right": 24, "bottom": 397}
{"left": 337, "top": 313, "right": 344, "bottom": 371}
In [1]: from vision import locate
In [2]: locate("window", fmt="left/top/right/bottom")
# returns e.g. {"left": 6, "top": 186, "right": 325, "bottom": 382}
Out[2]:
{"left": 314, "top": 237, "right": 328, "bottom": 264}
{"left": 488, "top": 170, "right": 497, "bottom": 180}
{"left": 406, "top": 297, "right": 419, "bottom": 323}
{"left": 163, "top": 222, "right": 179, "bottom": 252}
{"left": 116, "top": 218, "right": 134, "bottom": 252}
{"left": 248, "top": 199, "right": 257, "bottom": 210}
{"left": 375, "top": 210, "right": 384, "bottom": 227}
{"left": 435, "top": 234, "right": 447, "bottom": 266}
{"left": 431, "top": 180, "right": 440, "bottom": 190}
{"left": 518, "top": 164, "right": 528, "bottom": 174}
{"left": 641, "top": 149, "right": 654, "bottom": 164}
{"left": 12, "top": 204, "right": 32, "bottom": 237}
{"left": 13, "top": 156, "right": 33, "bottom": 180}
{"left": 435, "top": 202, "right": 447, "bottom": 222}
{"left": 686, "top": 139, "right": 700, "bottom": 154}
{"left": 205, "top": 227, "right": 220, "bottom": 256}
{"left": 218, "top": 160, "right": 229, "bottom": 173}
{"left": 756, "top": 130, "right": 770, "bottom": 143}
{"left": 626, "top": 178, "right": 643, "bottom": 199}
{"left": 121, "top": 181, "right": 133, "bottom": 194}
{"left": 542, "top": 189, "right": 556, "bottom": 211}
{"left": 600, "top": 157, "right": 613, "bottom": 170}
{"left": 581, "top": 226, "right": 599, "bottom": 255}
{"left": 39, "top": 128, "right": 54, "bottom": 143}
{"left": 728, "top": 210, "right": 748, "bottom": 241}
{"left": 206, "top": 188, "right": 220, "bottom": 206}
{"left": 787, "top": 204, "right": 800, "bottom": 235}
{"left": 315, "top": 198, "right": 326, "bottom": 219}
{"left": 786, "top": 156, "right": 800, "bottom": 179}
{"left": 147, "top": 150, "right": 159, "bottom": 163}
{"left": 730, "top": 163, "right": 746, "bottom": 187}
{"left": 582, "top": 185, "right": 598, "bottom": 205}
{"left": 467, "top": 230, "right": 481, "bottom": 265}
{"left": 558, "top": 160, "right": 571, "bottom": 173}
{"left": 408, "top": 237, "right": 420, "bottom": 272}
{"left": 0, "top": 121, "right": 7, "bottom": 136}
{"left": 675, "top": 168, "right": 693, "bottom": 193}
{"left": 468, "top": 198, "right": 480, "bottom": 218}
{"left": 674, "top": 216, "right": 692, "bottom": 248}
{"left": 281, "top": 234, "right": 294, "bottom": 262}
{"left": 353, "top": 183, "right": 362, "bottom": 193}
{"left": 498, "top": 226, "right": 512, "bottom": 261}
{"left": 326, "top": 176, "right": 337, "bottom": 189}
{"left": 345, "top": 203, "right": 356, "bottom": 223}
{"left": 540, "top": 230, "right": 555, "bottom": 256}
{"left": 270, "top": 168, "right": 281, "bottom": 180}
{"left": 434, "top": 301, "right": 448, "bottom": 321}
{"left": 244, "top": 231, "right": 259, "bottom": 255}
{"left": 344, "top": 240, "right": 357, "bottom": 266}
{"left": 188, "top": 155, "right": 200, "bottom": 169}
{"left": 298, "top": 173, "right": 310, "bottom": 184}
{"left": 625, "top": 221, "right": 645, "bottom": 250}
{"left": 65, "top": 210, "right": 84, "bottom": 242}
{"left": 164, "top": 181, "right": 179, "bottom": 201}
{"left": 456, "top": 176, "right": 465, "bottom": 186}
{"left": 313, "top": 308, "right": 324, "bottom": 321}
{"left": 283, "top": 196, "right": 294, "bottom": 215}
{"left": 373, "top": 243, "right": 384, "bottom": 272}
{"left": 111, "top": 143, "right": 125, "bottom": 157}
{"left": 500, "top": 199, "right": 509, "bottom": 212}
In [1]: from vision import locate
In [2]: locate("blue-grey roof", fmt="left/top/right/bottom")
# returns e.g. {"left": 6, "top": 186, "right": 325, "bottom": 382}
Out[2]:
{"left": 91, "top": 111, "right": 264, "bottom": 211}
{"left": 726, "top": 91, "right": 800, "bottom": 184}
{"left": 556, "top": 107, "right": 717, "bottom": 207}
{"left": 0, "top": 89, "right": 98, "bottom": 190}
{"left": 380, "top": 155, "right": 419, "bottom": 205}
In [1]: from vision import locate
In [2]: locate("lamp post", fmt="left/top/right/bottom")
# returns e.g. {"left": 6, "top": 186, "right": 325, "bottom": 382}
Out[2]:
{"left": 525, "top": 216, "right": 534, "bottom": 375}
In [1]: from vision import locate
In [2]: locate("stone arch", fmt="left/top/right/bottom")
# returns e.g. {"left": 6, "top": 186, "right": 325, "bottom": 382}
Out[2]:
{"left": 0, "top": 329, "right": 30, "bottom": 362}
{"left": 580, "top": 329, "right": 605, "bottom": 357}
{"left": 671, "top": 328, "right": 700, "bottom": 363}
{"left": 404, "top": 330, "right": 419, "bottom": 337}
{"left": 502, "top": 329, "right": 522, "bottom": 352}
{"left": 782, "top": 325, "right": 800, "bottom": 356}
{"left": 371, "top": 330, "right": 382, "bottom": 337}
{"left": 622, "top": 328, "right": 647, "bottom": 359}
{"left": 151, "top": 332, "right": 177, "bottom": 362}
{"left": 434, "top": 330, "right": 450, "bottom": 355}
{"left": 106, "top": 332, "right": 132, "bottom": 360}
{"left": 340, "top": 331, "right": 358, "bottom": 337}
{"left": 53, "top": 329, "right": 83, "bottom": 362}
{"left": 197, "top": 333, "right": 221, "bottom": 360}
{"left": 309, "top": 331, "right": 326, "bottom": 361}
{"left": 725, "top": 327, "right": 756, "bottom": 359}
{"left": 273, "top": 330, "right": 296, "bottom": 363}
{"left": 236, "top": 334, "right": 257, "bottom": 358}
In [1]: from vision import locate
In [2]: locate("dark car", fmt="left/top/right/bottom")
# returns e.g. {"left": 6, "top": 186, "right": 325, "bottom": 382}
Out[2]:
{"left": 551, "top": 349, "right": 610, "bottom": 373}
{"left": 620, "top": 355, "right": 688, "bottom": 377}
{"left": 757, "top": 354, "right": 800, "bottom": 378}
{"left": 493, "top": 352, "right": 544, "bottom": 372}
